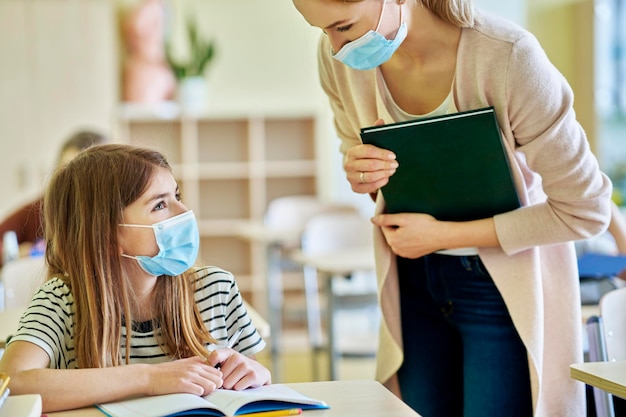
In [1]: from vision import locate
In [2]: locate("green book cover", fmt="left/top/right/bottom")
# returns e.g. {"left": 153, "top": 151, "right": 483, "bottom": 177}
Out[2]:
{"left": 360, "top": 107, "right": 520, "bottom": 221}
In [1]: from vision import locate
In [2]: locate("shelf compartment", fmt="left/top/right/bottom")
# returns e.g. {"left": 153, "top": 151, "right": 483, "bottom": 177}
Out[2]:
{"left": 265, "top": 177, "right": 317, "bottom": 206}
{"left": 197, "top": 119, "right": 249, "bottom": 163}
{"left": 199, "top": 236, "right": 251, "bottom": 276}
{"left": 265, "top": 118, "right": 315, "bottom": 161}
{"left": 116, "top": 110, "right": 320, "bottom": 301}
{"left": 198, "top": 178, "right": 250, "bottom": 220}
{"left": 123, "top": 120, "right": 183, "bottom": 165}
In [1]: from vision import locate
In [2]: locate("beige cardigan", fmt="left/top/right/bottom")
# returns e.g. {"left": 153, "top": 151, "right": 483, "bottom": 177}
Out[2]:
{"left": 317, "top": 11, "right": 612, "bottom": 417}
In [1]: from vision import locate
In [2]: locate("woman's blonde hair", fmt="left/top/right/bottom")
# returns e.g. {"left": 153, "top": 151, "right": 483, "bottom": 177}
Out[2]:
{"left": 44, "top": 143, "right": 215, "bottom": 368}
{"left": 346, "top": 0, "right": 475, "bottom": 27}
{"left": 419, "top": 0, "right": 474, "bottom": 27}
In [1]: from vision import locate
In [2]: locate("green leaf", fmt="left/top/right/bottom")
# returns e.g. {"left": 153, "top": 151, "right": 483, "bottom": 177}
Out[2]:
{"left": 165, "top": 16, "right": 216, "bottom": 80}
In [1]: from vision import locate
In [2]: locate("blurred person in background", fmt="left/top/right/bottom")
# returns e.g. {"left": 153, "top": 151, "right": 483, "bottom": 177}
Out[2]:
{"left": 0, "top": 130, "right": 108, "bottom": 266}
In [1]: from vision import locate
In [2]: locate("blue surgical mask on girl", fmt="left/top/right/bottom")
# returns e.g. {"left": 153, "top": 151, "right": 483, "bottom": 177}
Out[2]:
{"left": 332, "top": 1, "right": 407, "bottom": 71}
{"left": 119, "top": 210, "right": 199, "bottom": 276}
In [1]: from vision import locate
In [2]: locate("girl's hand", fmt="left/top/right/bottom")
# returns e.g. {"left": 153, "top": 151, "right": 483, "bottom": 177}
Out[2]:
{"left": 345, "top": 119, "right": 398, "bottom": 194}
{"left": 207, "top": 349, "right": 271, "bottom": 390}
{"left": 371, "top": 213, "right": 444, "bottom": 258}
{"left": 147, "top": 356, "right": 222, "bottom": 397}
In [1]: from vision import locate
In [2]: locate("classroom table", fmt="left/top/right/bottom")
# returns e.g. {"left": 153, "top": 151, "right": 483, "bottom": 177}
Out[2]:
{"left": 570, "top": 361, "right": 626, "bottom": 399}
{"left": 44, "top": 379, "right": 421, "bottom": 417}
{"left": 290, "top": 247, "right": 376, "bottom": 381}
{"left": 0, "top": 394, "right": 41, "bottom": 417}
{"left": 234, "top": 221, "right": 302, "bottom": 381}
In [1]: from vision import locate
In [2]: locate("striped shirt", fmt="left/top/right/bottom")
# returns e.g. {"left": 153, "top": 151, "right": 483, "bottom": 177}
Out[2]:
{"left": 8, "top": 266, "right": 266, "bottom": 369}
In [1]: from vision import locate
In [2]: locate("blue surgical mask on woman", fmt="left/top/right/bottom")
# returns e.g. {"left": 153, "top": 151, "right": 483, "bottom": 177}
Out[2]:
{"left": 119, "top": 210, "right": 199, "bottom": 276}
{"left": 332, "top": 1, "right": 407, "bottom": 70}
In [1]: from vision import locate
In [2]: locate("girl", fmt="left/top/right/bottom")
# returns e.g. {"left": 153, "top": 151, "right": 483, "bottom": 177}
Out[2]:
{"left": 291, "top": 0, "right": 612, "bottom": 416}
{"left": 0, "top": 144, "right": 271, "bottom": 412}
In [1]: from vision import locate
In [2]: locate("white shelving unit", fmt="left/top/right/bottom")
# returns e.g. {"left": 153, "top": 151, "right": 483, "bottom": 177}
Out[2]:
{"left": 115, "top": 103, "right": 322, "bottom": 307}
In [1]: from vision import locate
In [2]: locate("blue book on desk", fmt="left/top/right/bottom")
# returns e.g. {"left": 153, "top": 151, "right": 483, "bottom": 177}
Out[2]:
{"left": 577, "top": 253, "right": 626, "bottom": 278}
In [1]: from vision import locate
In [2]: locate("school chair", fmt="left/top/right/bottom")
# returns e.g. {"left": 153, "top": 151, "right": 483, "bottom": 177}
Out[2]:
{"left": 261, "top": 195, "right": 358, "bottom": 380}
{"left": 1, "top": 256, "right": 47, "bottom": 311}
{"left": 295, "top": 210, "right": 379, "bottom": 380}
{"left": 587, "top": 287, "right": 626, "bottom": 417}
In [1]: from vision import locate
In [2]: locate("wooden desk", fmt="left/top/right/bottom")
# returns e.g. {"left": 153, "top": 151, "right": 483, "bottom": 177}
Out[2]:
{"left": 0, "top": 308, "right": 24, "bottom": 348}
{"left": 46, "top": 380, "right": 420, "bottom": 417}
{"left": 571, "top": 361, "right": 626, "bottom": 399}
{"left": 0, "top": 394, "right": 41, "bottom": 417}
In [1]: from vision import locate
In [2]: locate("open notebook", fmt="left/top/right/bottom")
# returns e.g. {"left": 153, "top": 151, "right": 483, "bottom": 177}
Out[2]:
{"left": 97, "top": 384, "right": 329, "bottom": 417}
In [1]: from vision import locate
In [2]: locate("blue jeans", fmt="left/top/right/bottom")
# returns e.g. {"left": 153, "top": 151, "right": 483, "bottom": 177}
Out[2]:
{"left": 396, "top": 254, "right": 532, "bottom": 417}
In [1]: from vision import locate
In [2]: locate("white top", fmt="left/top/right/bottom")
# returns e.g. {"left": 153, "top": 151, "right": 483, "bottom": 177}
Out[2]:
{"left": 9, "top": 266, "right": 265, "bottom": 368}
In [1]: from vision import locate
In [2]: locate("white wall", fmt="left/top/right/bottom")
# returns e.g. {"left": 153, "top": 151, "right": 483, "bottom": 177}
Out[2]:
{"left": 171, "top": 1, "right": 324, "bottom": 112}
{"left": 0, "top": 0, "right": 118, "bottom": 216}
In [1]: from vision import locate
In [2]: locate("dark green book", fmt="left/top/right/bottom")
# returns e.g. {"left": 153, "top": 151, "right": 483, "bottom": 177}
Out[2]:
{"left": 360, "top": 107, "right": 520, "bottom": 221}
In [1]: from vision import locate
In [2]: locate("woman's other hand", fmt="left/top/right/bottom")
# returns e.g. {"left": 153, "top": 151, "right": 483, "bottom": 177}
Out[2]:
{"left": 372, "top": 213, "right": 443, "bottom": 258}
{"left": 372, "top": 213, "right": 498, "bottom": 258}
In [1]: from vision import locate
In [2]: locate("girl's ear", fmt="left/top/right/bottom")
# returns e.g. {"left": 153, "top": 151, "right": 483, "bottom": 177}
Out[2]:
{"left": 117, "top": 231, "right": 127, "bottom": 256}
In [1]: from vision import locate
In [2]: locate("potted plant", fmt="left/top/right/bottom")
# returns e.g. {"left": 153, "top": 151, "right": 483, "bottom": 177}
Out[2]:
{"left": 166, "top": 18, "right": 216, "bottom": 113}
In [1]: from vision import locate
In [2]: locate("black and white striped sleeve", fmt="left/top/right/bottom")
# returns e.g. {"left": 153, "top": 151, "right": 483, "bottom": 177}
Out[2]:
{"left": 7, "top": 277, "right": 76, "bottom": 369}
{"left": 193, "top": 266, "right": 266, "bottom": 357}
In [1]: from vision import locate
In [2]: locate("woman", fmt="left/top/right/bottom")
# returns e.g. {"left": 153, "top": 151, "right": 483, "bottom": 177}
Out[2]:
{"left": 0, "top": 144, "right": 270, "bottom": 412}
{"left": 291, "top": 0, "right": 612, "bottom": 416}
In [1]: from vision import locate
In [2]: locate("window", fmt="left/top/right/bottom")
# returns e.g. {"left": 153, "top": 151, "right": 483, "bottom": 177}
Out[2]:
{"left": 596, "top": 0, "right": 626, "bottom": 203}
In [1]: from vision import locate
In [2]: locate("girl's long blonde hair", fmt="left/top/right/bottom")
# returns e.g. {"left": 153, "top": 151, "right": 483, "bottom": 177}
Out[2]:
{"left": 44, "top": 144, "right": 215, "bottom": 368}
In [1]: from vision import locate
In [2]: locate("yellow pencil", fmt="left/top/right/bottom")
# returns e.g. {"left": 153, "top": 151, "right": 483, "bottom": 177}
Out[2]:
{"left": 0, "top": 372, "right": 10, "bottom": 395}
{"left": 236, "top": 408, "right": 302, "bottom": 417}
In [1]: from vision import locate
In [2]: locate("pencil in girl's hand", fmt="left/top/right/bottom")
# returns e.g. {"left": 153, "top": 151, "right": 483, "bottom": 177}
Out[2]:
{"left": 215, "top": 327, "right": 245, "bottom": 369}
{"left": 225, "top": 327, "right": 244, "bottom": 349}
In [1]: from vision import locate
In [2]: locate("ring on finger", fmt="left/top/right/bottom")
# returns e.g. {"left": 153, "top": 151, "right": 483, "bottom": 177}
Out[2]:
{"left": 359, "top": 171, "right": 365, "bottom": 184}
